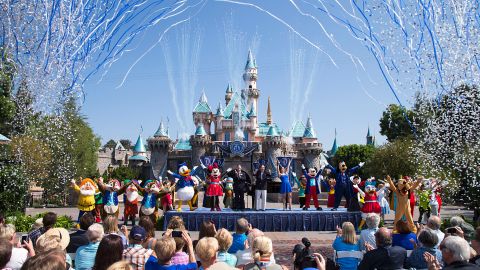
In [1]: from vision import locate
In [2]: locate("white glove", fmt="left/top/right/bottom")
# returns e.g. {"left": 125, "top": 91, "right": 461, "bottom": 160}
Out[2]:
{"left": 70, "top": 179, "right": 76, "bottom": 185}
{"left": 98, "top": 177, "right": 103, "bottom": 183}
{"left": 292, "top": 172, "right": 297, "bottom": 177}
{"left": 359, "top": 162, "right": 365, "bottom": 167}
{"left": 301, "top": 164, "right": 306, "bottom": 170}
{"left": 226, "top": 168, "right": 232, "bottom": 172}
{"left": 167, "top": 170, "right": 173, "bottom": 175}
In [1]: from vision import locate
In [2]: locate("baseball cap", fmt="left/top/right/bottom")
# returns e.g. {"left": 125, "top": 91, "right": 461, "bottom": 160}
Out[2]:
{"left": 129, "top": 225, "right": 146, "bottom": 241}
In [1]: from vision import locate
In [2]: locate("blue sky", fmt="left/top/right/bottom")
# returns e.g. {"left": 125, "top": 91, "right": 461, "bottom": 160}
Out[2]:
{"left": 81, "top": 1, "right": 399, "bottom": 149}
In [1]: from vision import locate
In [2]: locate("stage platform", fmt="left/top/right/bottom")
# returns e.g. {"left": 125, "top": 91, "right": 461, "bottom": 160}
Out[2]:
{"left": 164, "top": 208, "right": 362, "bottom": 232}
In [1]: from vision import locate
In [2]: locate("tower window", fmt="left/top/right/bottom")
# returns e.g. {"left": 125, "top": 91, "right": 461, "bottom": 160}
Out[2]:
{"left": 224, "top": 132, "right": 230, "bottom": 142}
{"left": 249, "top": 85, "right": 252, "bottom": 89}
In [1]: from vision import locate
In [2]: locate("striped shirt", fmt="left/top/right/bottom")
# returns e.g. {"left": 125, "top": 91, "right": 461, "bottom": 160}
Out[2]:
{"left": 123, "top": 245, "right": 154, "bottom": 270}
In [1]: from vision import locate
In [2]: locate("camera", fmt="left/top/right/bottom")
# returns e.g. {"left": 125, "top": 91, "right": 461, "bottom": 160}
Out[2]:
{"left": 293, "top": 237, "right": 317, "bottom": 269}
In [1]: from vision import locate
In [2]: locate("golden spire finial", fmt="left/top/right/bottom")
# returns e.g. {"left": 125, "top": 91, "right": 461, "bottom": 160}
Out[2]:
{"left": 266, "top": 96, "right": 272, "bottom": 125}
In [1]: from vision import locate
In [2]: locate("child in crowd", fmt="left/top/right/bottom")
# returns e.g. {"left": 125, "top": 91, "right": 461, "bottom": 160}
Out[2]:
{"left": 227, "top": 218, "right": 250, "bottom": 254}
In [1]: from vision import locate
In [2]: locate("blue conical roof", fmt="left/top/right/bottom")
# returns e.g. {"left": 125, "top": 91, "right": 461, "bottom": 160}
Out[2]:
{"left": 331, "top": 137, "right": 338, "bottom": 156}
{"left": 367, "top": 126, "right": 371, "bottom": 137}
{"left": 154, "top": 120, "right": 169, "bottom": 137}
{"left": 303, "top": 116, "right": 316, "bottom": 138}
{"left": 216, "top": 102, "right": 224, "bottom": 117}
{"left": 193, "top": 91, "right": 212, "bottom": 113}
{"left": 266, "top": 125, "right": 279, "bottom": 137}
{"left": 133, "top": 135, "right": 146, "bottom": 153}
{"left": 245, "top": 50, "right": 256, "bottom": 69}
{"left": 226, "top": 84, "right": 233, "bottom": 93}
{"left": 195, "top": 125, "right": 207, "bottom": 136}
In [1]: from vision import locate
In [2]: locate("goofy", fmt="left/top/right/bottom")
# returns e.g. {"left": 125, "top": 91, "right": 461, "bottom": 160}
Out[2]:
{"left": 325, "top": 161, "right": 365, "bottom": 211}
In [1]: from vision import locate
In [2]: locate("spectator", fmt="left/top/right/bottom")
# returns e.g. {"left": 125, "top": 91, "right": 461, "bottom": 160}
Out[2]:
{"left": 358, "top": 213, "right": 379, "bottom": 251}
{"left": 20, "top": 248, "right": 66, "bottom": 270}
{"left": 67, "top": 212, "right": 95, "bottom": 253}
{"left": 215, "top": 228, "right": 237, "bottom": 267}
{"left": 195, "top": 237, "right": 235, "bottom": 270}
{"left": 235, "top": 229, "right": 268, "bottom": 267}
{"left": 228, "top": 218, "right": 249, "bottom": 254}
{"left": 470, "top": 227, "right": 480, "bottom": 266}
{"left": 358, "top": 227, "right": 407, "bottom": 270}
{"left": 405, "top": 228, "right": 442, "bottom": 269}
{"left": 145, "top": 231, "right": 196, "bottom": 270}
{"left": 104, "top": 215, "right": 128, "bottom": 248}
{"left": 244, "top": 236, "right": 283, "bottom": 270}
{"left": 36, "top": 228, "right": 72, "bottom": 268}
{"left": 170, "top": 235, "right": 189, "bottom": 265}
{"left": 0, "top": 223, "right": 35, "bottom": 269}
{"left": 427, "top": 216, "right": 445, "bottom": 248}
{"left": 139, "top": 217, "right": 156, "bottom": 250}
{"left": 75, "top": 223, "right": 104, "bottom": 270}
{"left": 0, "top": 238, "right": 12, "bottom": 270}
{"left": 107, "top": 260, "right": 134, "bottom": 270}
{"left": 123, "top": 226, "right": 153, "bottom": 270}
{"left": 332, "top": 222, "right": 360, "bottom": 270}
{"left": 27, "top": 212, "right": 57, "bottom": 248}
{"left": 451, "top": 216, "right": 476, "bottom": 241}
{"left": 166, "top": 217, "right": 185, "bottom": 231}
{"left": 392, "top": 220, "right": 417, "bottom": 250}
{"left": 440, "top": 236, "right": 479, "bottom": 269}
{"left": 93, "top": 234, "right": 125, "bottom": 270}
{"left": 193, "top": 220, "right": 216, "bottom": 249}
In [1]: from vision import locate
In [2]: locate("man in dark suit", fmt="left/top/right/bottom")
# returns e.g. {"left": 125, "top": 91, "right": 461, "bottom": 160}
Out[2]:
{"left": 66, "top": 212, "right": 95, "bottom": 253}
{"left": 254, "top": 165, "right": 271, "bottom": 211}
{"left": 226, "top": 164, "right": 251, "bottom": 211}
{"left": 359, "top": 227, "right": 407, "bottom": 270}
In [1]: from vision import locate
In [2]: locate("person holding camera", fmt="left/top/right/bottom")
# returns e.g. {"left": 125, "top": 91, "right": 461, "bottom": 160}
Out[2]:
{"left": 292, "top": 237, "right": 326, "bottom": 270}
{"left": 332, "top": 222, "right": 361, "bottom": 270}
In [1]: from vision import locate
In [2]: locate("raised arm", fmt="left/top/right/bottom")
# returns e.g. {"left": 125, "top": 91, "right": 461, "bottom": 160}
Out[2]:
{"left": 411, "top": 176, "right": 424, "bottom": 190}
{"left": 325, "top": 163, "right": 337, "bottom": 174}
{"left": 315, "top": 167, "right": 323, "bottom": 179}
{"left": 117, "top": 181, "right": 129, "bottom": 195}
{"left": 167, "top": 170, "right": 182, "bottom": 179}
{"left": 386, "top": 176, "right": 397, "bottom": 194}
{"left": 96, "top": 177, "right": 106, "bottom": 192}
{"left": 132, "top": 180, "right": 145, "bottom": 193}
{"left": 70, "top": 179, "right": 80, "bottom": 192}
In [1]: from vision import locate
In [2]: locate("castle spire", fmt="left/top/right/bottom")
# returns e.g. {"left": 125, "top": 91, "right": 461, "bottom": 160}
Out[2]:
{"left": 199, "top": 90, "right": 208, "bottom": 103}
{"left": 303, "top": 114, "right": 316, "bottom": 138}
{"left": 245, "top": 50, "right": 256, "bottom": 69}
{"left": 266, "top": 96, "right": 272, "bottom": 125}
{"left": 154, "top": 119, "right": 169, "bottom": 138}
{"left": 331, "top": 129, "right": 338, "bottom": 156}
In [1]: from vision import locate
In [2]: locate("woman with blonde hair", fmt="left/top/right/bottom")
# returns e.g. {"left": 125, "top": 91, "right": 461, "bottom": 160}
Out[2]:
{"left": 106, "top": 260, "right": 133, "bottom": 270}
{"left": 244, "top": 236, "right": 283, "bottom": 270}
{"left": 103, "top": 215, "right": 128, "bottom": 248}
{"left": 215, "top": 228, "right": 237, "bottom": 267}
{"left": 332, "top": 222, "right": 360, "bottom": 270}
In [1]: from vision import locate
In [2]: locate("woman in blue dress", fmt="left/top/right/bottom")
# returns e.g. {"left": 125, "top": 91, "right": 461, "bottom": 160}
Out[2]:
{"left": 278, "top": 159, "right": 292, "bottom": 210}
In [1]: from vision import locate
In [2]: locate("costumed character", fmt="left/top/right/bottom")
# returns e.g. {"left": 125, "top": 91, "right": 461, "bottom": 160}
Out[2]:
{"left": 133, "top": 180, "right": 160, "bottom": 223}
{"left": 326, "top": 178, "right": 336, "bottom": 208}
{"left": 168, "top": 163, "right": 200, "bottom": 212}
{"left": 278, "top": 160, "right": 293, "bottom": 211}
{"left": 386, "top": 175, "right": 423, "bottom": 233}
{"left": 226, "top": 164, "right": 251, "bottom": 211}
{"left": 430, "top": 179, "right": 447, "bottom": 216}
{"left": 358, "top": 185, "right": 382, "bottom": 230}
{"left": 70, "top": 178, "right": 96, "bottom": 222}
{"left": 301, "top": 164, "right": 323, "bottom": 211}
{"left": 376, "top": 182, "right": 390, "bottom": 220}
{"left": 254, "top": 164, "right": 271, "bottom": 211}
{"left": 417, "top": 180, "right": 432, "bottom": 224}
{"left": 204, "top": 163, "right": 223, "bottom": 211}
{"left": 97, "top": 178, "right": 127, "bottom": 219}
{"left": 293, "top": 172, "right": 307, "bottom": 209}
{"left": 93, "top": 179, "right": 103, "bottom": 223}
{"left": 160, "top": 179, "right": 175, "bottom": 213}
{"left": 123, "top": 180, "right": 139, "bottom": 226}
{"left": 325, "top": 161, "right": 364, "bottom": 210}
{"left": 348, "top": 175, "right": 363, "bottom": 212}
{"left": 223, "top": 177, "right": 234, "bottom": 209}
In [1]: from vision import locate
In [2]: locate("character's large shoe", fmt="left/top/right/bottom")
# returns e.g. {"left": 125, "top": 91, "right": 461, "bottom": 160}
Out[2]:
{"left": 317, "top": 207, "right": 323, "bottom": 211}
{"left": 215, "top": 206, "right": 221, "bottom": 211}
{"left": 331, "top": 208, "right": 337, "bottom": 211}
{"left": 210, "top": 208, "right": 215, "bottom": 211}
{"left": 303, "top": 207, "right": 308, "bottom": 211}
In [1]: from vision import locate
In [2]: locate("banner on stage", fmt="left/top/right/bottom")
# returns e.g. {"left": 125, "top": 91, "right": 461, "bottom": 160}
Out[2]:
{"left": 253, "top": 162, "right": 259, "bottom": 171}
{"left": 215, "top": 158, "right": 224, "bottom": 168}
{"left": 277, "top": 157, "right": 292, "bottom": 168}
{"left": 200, "top": 156, "right": 216, "bottom": 167}
{"left": 257, "top": 159, "right": 267, "bottom": 166}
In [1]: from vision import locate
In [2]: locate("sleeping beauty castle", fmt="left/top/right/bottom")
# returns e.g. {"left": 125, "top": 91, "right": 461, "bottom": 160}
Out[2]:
{"left": 98, "top": 51, "right": 329, "bottom": 180}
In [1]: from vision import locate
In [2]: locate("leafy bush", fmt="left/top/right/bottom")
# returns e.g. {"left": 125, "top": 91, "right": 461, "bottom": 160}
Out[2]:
{"left": 6, "top": 212, "right": 74, "bottom": 232}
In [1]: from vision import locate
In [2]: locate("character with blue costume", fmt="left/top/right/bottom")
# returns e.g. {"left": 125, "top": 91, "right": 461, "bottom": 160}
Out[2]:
{"left": 301, "top": 164, "right": 325, "bottom": 211}
{"left": 168, "top": 162, "right": 200, "bottom": 212}
{"left": 277, "top": 159, "right": 293, "bottom": 210}
{"left": 325, "top": 160, "right": 365, "bottom": 211}
{"left": 97, "top": 178, "right": 127, "bottom": 219}
{"left": 133, "top": 179, "right": 160, "bottom": 224}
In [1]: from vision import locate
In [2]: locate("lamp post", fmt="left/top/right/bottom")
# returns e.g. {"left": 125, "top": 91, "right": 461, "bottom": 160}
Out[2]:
{"left": 107, "top": 164, "right": 114, "bottom": 179}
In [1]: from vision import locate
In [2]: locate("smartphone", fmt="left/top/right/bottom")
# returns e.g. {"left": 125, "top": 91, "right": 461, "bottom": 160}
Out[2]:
{"left": 21, "top": 234, "right": 28, "bottom": 243}
{"left": 171, "top": 230, "right": 183, "bottom": 237}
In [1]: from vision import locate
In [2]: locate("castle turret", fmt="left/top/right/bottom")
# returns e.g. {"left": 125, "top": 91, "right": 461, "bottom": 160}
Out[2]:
{"left": 243, "top": 50, "right": 260, "bottom": 116}
{"left": 148, "top": 120, "right": 172, "bottom": 178}
{"left": 366, "top": 127, "right": 375, "bottom": 146}
{"left": 190, "top": 124, "right": 211, "bottom": 166}
{"left": 129, "top": 134, "right": 148, "bottom": 167}
{"left": 262, "top": 125, "right": 284, "bottom": 180}
{"left": 295, "top": 116, "right": 322, "bottom": 169}
{"left": 193, "top": 90, "right": 213, "bottom": 135}
{"left": 225, "top": 84, "right": 233, "bottom": 105}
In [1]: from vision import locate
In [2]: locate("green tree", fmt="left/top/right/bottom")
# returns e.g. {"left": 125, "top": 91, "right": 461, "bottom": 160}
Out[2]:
{"left": 104, "top": 139, "right": 116, "bottom": 149}
{"left": 363, "top": 138, "right": 418, "bottom": 179}
{"left": 119, "top": 139, "right": 132, "bottom": 149}
{"left": 330, "top": 144, "right": 375, "bottom": 178}
{"left": 0, "top": 49, "right": 16, "bottom": 136}
{"left": 379, "top": 104, "right": 415, "bottom": 142}
{"left": 103, "top": 166, "right": 140, "bottom": 181}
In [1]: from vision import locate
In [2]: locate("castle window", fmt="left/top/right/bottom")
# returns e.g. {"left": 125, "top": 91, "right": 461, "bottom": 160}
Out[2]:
{"left": 224, "top": 132, "right": 230, "bottom": 142}
{"left": 243, "top": 130, "right": 249, "bottom": 141}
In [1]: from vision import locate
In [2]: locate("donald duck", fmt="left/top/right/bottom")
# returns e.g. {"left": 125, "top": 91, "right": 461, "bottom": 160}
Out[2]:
{"left": 168, "top": 162, "right": 200, "bottom": 212}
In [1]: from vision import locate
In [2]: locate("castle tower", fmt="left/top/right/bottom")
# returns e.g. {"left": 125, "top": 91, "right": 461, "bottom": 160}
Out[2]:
{"left": 129, "top": 134, "right": 148, "bottom": 167}
{"left": 225, "top": 84, "right": 233, "bottom": 106}
{"left": 190, "top": 124, "right": 211, "bottom": 166}
{"left": 262, "top": 125, "right": 284, "bottom": 180}
{"left": 243, "top": 50, "right": 260, "bottom": 114}
{"left": 366, "top": 127, "right": 375, "bottom": 146}
{"left": 148, "top": 120, "right": 172, "bottom": 178}
{"left": 295, "top": 116, "right": 323, "bottom": 169}
{"left": 248, "top": 105, "right": 258, "bottom": 136}
{"left": 193, "top": 91, "right": 213, "bottom": 134}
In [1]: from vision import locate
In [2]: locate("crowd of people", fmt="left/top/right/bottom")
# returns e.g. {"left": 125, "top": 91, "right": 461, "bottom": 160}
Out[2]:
{"left": 1, "top": 210, "right": 479, "bottom": 270}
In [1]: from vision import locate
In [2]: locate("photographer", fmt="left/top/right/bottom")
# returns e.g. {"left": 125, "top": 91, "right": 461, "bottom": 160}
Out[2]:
{"left": 293, "top": 237, "right": 326, "bottom": 270}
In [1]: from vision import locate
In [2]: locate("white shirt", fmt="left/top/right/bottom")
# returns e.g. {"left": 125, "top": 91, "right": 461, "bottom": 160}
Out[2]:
{"left": 6, "top": 247, "right": 28, "bottom": 270}
{"left": 432, "top": 229, "right": 445, "bottom": 248}
{"left": 359, "top": 228, "right": 377, "bottom": 251}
